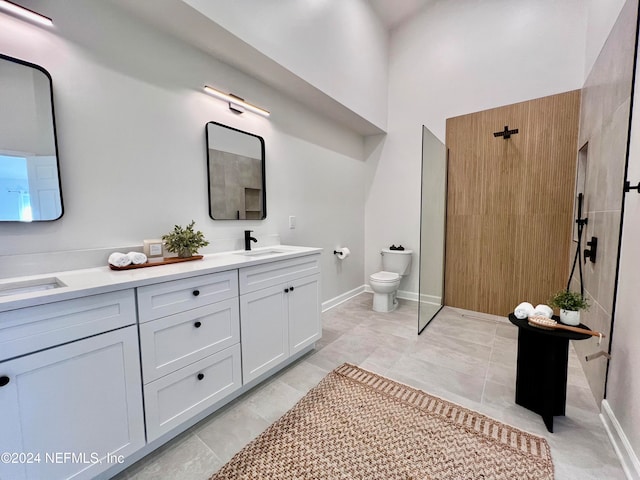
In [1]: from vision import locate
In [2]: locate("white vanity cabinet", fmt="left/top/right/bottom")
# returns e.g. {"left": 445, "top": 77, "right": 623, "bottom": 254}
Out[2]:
{"left": 0, "top": 246, "right": 323, "bottom": 479}
{"left": 0, "top": 291, "right": 145, "bottom": 480}
{"left": 239, "top": 254, "right": 321, "bottom": 383}
{"left": 137, "top": 271, "right": 243, "bottom": 442}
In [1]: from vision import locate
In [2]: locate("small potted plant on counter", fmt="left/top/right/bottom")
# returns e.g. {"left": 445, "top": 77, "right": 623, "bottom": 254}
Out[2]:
{"left": 549, "top": 290, "right": 589, "bottom": 326}
{"left": 162, "top": 220, "right": 209, "bottom": 258}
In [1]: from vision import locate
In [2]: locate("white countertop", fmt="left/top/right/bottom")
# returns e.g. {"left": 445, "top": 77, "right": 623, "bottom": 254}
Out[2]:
{"left": 0, "top": 245, "right": 322, "bottom": 312}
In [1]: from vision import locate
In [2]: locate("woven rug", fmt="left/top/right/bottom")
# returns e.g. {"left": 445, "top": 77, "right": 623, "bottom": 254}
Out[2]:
{"left": 209, "top": 363, "right": 554, "bottom": 480}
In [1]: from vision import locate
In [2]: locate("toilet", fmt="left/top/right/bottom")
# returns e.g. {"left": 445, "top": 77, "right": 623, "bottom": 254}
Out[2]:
{"left": 369, "top": 248, "right": 413, "bottom": 312}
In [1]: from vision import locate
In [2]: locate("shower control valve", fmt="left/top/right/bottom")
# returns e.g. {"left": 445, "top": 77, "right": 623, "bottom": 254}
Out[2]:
{"left": 584, "top": 237, "right": 598, "bottom": 264}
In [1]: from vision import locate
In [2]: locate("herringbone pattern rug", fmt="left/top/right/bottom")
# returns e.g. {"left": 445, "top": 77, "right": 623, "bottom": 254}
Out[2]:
{"left": 209, "top": 363, "right": 554, "bottom": 480}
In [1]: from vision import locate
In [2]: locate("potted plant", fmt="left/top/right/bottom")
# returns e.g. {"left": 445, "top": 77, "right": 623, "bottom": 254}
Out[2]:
{"left": 549, "top": 290, "right": 589, "bottom": 326}
{"left": 162, "top": 220, "right": 209, "bottom": 258}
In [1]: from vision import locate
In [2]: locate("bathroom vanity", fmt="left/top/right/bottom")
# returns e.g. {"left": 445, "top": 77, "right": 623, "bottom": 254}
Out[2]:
{"left": 0, "top": 246, "right": 321, "bottom": 480}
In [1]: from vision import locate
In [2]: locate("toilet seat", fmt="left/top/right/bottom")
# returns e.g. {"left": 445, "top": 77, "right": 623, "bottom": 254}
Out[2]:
{"left": 369, "top": 271, "right": 400, "bottom": 283}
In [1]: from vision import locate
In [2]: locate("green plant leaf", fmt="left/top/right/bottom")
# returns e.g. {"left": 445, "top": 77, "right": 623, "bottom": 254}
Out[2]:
{"left": 161, "top": 220, "right": 209, "bottom": 256}
{"left": 548, "top": 290, "right": 589, "bottom": 311}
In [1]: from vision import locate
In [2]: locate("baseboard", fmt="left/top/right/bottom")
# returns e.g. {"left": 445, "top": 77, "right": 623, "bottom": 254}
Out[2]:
{"left": 321, "top": 285, "right": 366, "bottom": 312}
{"left": 397, "top": 289, "right": 418, "bottom": 302}
{"left": 363, "top": 284, "right": 418, "bottom": 302}
{"left": 601, "top": 399, "right": 640, "bottom": 479}
{"left": 419, "top": 293, "right": 442, "bottom": 305}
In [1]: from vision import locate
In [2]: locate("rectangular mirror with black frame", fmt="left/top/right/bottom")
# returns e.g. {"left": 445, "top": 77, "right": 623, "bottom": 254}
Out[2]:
{"left": 206, "top": 122, "right": 266, "bottom": 220}
{"left": 0, "top": 53, "right": 63, "bottom": 222}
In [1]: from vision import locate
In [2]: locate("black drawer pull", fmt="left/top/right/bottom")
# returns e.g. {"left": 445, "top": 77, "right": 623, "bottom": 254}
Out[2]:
{"left": 290, "top": 286, "right": 295, "bottom": 291}
{"left": 194, "top": 321, "right": 202, "bottom": 328}
{"left": 197, "top": 373, "right": 204, "bottom": 381}
{"left": 192, "top": 290, "right": 200, "bottom": 297}
{"left": 284, "top": 288, "right": 289, "bottom": 293}
{"left": 0, "top": 376, "right": 9, "bottom": 387}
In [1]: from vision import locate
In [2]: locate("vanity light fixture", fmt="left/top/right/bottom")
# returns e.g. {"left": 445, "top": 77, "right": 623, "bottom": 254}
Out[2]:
{"left": 204, "top": 85, "right": 270, "bottom": 118}
{"left": 0, "top": 0, "right": 53, "bottom": 26}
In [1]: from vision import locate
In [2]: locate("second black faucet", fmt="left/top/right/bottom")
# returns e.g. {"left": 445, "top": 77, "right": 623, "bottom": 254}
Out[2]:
{"left": 244, "top": 230, "right": 258, "bottom": 251}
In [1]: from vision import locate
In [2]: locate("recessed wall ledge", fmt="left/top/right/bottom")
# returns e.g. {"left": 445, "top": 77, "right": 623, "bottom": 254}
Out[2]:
{"left": 0, "top": 234, "right": 281, "bottom": 280}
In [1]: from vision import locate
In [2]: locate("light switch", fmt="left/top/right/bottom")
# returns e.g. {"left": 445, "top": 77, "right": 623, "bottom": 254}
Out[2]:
{"left": 289, "top": 216, "right": 296, "bottom": 229}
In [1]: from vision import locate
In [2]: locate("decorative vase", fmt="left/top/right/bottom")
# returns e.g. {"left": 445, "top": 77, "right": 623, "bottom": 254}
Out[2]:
{"left": 178, "top": 248, "right": 192, "bottom": 258}
{"left": 560, "top": 309, "right": 580, "bottom": 326}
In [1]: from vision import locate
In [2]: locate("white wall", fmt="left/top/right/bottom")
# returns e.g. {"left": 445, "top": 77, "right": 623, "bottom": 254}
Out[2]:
{"left": 0, "top": 0, "right": 365, "bottom": 303}
{"left": 365, "top": 0, "right": 588, "bottom": 295}
{"left": 182, "top": 0, "right": 389, "bottom": 132}
{"left": 584, "top": 0, "right": 627, "bottom": 78}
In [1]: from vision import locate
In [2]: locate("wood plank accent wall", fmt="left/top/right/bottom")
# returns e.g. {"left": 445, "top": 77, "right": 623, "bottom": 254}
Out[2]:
{"left": 444, "top": 91, "right": 581, "bottom": 316}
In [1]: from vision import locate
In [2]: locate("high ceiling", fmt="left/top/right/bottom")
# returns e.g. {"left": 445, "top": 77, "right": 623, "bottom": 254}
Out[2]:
{"left": 367, "top": 0, "right": 433, "bottom": 30}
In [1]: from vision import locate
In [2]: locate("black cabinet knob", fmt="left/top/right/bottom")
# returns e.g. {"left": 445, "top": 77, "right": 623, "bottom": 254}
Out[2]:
{"left": 284, "top": 288, "right": 289, "bottom": 293}
{"left": 194, "top": 321, "right": 202, "bottom": 328}
{"left": 290, "top": 286, "right": 295, "bottom": 291}
{"left": 0, "top": 376, "right": 10, "bottom": 387}
{"left": 197, "top": 373, "right": 204, "bottom": 381}
{"left": 192, "top": 290, "right": 200, "bottom": 297}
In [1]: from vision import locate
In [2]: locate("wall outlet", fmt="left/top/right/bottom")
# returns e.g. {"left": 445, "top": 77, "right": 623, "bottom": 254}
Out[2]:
{"left": 289, "top": 216, "right": 296, "bottom": 229}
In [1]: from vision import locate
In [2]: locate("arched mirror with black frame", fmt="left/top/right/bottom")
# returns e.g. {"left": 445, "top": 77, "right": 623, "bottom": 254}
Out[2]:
{"left": 418, "top": 125, "right": 447, "bottom": 334}
{"left": 205, "top": 121, "right": 266, "bottom": 221}
{"left": 0, "top": 53, "right": 63, "bottom": 222}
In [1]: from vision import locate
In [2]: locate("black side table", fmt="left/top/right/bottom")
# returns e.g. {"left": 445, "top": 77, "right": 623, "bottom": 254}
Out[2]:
{"left": 508, "top": 313, "right": 591, "bottom": 433}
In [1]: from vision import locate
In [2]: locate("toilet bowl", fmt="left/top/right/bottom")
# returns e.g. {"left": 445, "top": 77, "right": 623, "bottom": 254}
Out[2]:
{"left": 369, "top": 271, "right": 401, "bottom": 312}
{"left": 369, "top": 248, "right": 412, "bottom": 313}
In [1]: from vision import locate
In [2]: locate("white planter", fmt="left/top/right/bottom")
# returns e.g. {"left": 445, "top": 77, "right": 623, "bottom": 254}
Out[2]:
{"left": 560, "top": 309, "right": 580, "bottom": 326}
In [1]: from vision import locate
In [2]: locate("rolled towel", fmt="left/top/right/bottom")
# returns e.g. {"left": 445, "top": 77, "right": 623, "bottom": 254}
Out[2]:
{"left": 108, "top": 252, "right": 132, "bottom": 267}
{"left": 533, "top": 304, "right": 554, "bottom": 318}
{"left": 127, "top": 251, "right": 148, "bottom": 265}
{"left": 514, "top": 302, "right": 535, "bottom": 319}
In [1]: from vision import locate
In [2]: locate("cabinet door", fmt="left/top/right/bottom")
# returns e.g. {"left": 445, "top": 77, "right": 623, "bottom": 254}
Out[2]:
{"left": 239, "top": 254, "right": 320, "bottom": 295}
{"left": 288, "top": 274, "right": 322, "bottom": 355}
{"left": 0, "top": 327, "right": 145, "bottom": 480}
{"left": 0, "top": 289, "right": 136, "bottom": 363}
{"left": 240, "top": 284, "right": 288, "bottom": 383}
{"left": 139, "top": 298, "right": 240, "bottom": 383}
{"left": 144, "top": 344, "right": 242, "bottom": 442}
{"left": 137, "top": 270, "right": 238, "bottom": 323}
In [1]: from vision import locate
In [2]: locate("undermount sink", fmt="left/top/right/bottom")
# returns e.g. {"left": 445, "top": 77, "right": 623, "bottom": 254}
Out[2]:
{"left": 235, "top": 249, "right": 287, "bottom": 257}
{"left": 0, "top": 277, "right": 66, "bottom": 297}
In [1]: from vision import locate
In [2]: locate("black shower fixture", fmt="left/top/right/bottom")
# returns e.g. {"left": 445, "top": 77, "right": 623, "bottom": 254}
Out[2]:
{"left": 584, "top": 237, "right": 598, "bottom": 264}
{"left": 624, "top": 180, "right": 640, "bottom": 193}
{"left": 567, "top": 193, "right": 588, "bottom": 295}
{"left": 493, "top": 125, "right": 519, "bottom": 139}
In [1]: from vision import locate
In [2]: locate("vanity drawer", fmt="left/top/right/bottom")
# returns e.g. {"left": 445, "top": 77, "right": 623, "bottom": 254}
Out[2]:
{"left": 139, "top": 299, "right": 240, "bottom": 383}
{"left": 239, "top": 254, "right": 321, "bottom": 294}
{"left": 0, "top": 289, "right": 136, "bottom": 362}
{"left": 144, "top": 344, "right": 241, "bottom": 442}
{"left": 137, "top": 270, "right": 238, "bottom": 323}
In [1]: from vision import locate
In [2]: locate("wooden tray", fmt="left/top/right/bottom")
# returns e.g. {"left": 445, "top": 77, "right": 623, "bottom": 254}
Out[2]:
{"left": 109, "top": 255, "right": 203, "bottom": 271}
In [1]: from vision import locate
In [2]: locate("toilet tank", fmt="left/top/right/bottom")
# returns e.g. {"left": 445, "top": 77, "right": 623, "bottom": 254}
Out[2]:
{"left": 381, "top": 249, "right": 413, "bottom": 276}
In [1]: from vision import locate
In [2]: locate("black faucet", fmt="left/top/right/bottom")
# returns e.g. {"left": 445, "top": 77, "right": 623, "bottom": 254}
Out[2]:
{"left": 244, "top": 230, "right": 258, "bottom": 251}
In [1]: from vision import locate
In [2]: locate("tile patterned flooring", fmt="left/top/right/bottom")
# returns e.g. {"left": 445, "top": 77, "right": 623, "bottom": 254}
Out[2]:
{"left": 113, "top": 294, "right": 625, "bottom": 480}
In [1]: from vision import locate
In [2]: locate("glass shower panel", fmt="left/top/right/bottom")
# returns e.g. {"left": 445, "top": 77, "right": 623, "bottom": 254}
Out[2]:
{"left": 418, "top": 126, "right": 447, "bottom": 334}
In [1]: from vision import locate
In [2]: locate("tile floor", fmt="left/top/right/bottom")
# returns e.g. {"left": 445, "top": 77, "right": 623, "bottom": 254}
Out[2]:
{"left": 113, "top": 294, "right": 625, "bottom": 480}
